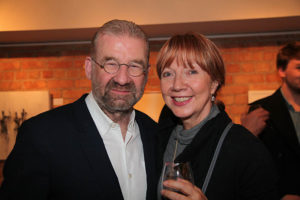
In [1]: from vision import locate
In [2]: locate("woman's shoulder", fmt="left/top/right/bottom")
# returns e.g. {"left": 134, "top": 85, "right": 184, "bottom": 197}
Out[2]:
{"left": 225, "top": 123, "right": 274, "bottom": 162}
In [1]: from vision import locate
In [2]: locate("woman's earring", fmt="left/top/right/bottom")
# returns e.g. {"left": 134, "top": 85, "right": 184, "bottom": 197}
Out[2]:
{"left": 211, "top": 95, "right": 215, "bottom": 102}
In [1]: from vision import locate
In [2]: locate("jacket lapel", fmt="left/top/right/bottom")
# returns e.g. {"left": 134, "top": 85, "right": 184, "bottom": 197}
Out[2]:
{"left": 135, "top": 110, "right": 158, "bottom": 200}
{"left": 70, "top": 95, "right": 123, "bottom": 198}
{"left": 266, "top": 90, "right": 300, "bottom": 156}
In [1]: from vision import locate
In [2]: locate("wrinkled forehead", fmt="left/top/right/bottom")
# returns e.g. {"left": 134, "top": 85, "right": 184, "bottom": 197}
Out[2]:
{"left": 95, "top": 33, "right": 148, "bottom": 59}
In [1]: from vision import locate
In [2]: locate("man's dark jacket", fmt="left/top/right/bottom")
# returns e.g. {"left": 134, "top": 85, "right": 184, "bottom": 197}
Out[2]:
{"left": 249, "top": 88, "right": 300, "bottom": 197}
{"left": 0, "top": 94, "right": 158, "bottom": 200}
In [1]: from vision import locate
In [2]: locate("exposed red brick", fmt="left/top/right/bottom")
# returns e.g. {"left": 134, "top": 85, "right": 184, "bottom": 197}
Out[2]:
{"left": 266, "top": 73, "right": 280, "bottom": 82}
{"left": 15, "top": 71, "right": 27, "bottom": 80}
{"left": 221, "top": 53, "right": 233, "bottom": 62}
{"left": 49, "top": 89, "right": 62, "bottom": 98}
{"left": 249, "top": 83, "right": 280, "bottom": 91}
{"left": 241, "top": 63, "right": 255, "bottom": 73}
{"left": 73, "top": 60, "right": 86, "bottom": 69}
{"left": 252, "top": 51, "right": 264, "bottom": 61}
{"left": 53, "top": 70, "right": 66, "bottom": 79}
{"left": 234, "top": 94, "right": 248, "bottom": 105}
{"left": 0, "top": 81, "right": 22, "bottom": 90}
{"left": 0, "top": 61, "right": 20, "bottom": 70}
{"left": 66, "top": 69, "right": 82, "bottom": 79}
{"left": 226, "top": 64, "right": 240, "bottom": 73}
{"left": 226, "top": 104, "right": 248, "bottom": 115}
{"left": 218, "top": 95, "right": 234, "bottom": 105}
{"left": 0, "top": 71, "right": 14, "bottom": 80}
{"left": 62, "top": 89, "right": 89, "bottom": 99}
{"left": 48, "top": 80, "right": 74, "bottom": 89}
{"left": 0, "top": 41, "right": 287, "bottom": 126}
{"left": 263, "top": 51, "right": 277, "bottom": 61}
{"left": 74, "top": 79, "right": 91, "bottom": 88}
{"left": 23, "top": 80, "right": 47, "bottom": 89}
{"left": 43, "top": 70, "right": 53, "bottom": 79}
{"left": 28, "top": 71, "right": 41, "bottom": 79}
{"left": 255, "top": 62, "right": 273, "bottom": 72}
{"left": 233, "top": 74, "right": 264, "bottom": 84}
{"left": 225, "top": 75, "right": 233, "bottom": 85}
{"left": 48, "top": 60, "right": 73, "bottom": 69}
{"left": 221, "top": 85, "right": 248, "bottom": 95}
{"left": 21, "top": 59, "right": 46, "bottom": 70}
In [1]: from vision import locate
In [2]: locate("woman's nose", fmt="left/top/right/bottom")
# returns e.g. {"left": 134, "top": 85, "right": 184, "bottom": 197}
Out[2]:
{"left": 172, "top": 75, "right": 186, "bottom": 91}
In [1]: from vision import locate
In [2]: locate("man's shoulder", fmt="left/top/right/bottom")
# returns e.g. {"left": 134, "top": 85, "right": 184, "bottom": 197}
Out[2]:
{"left": 23, "top": 95, "right": 87, "bottom": 125}
{"left": 250, "top": 88, "right": 282, "bottom": 108}
{"left": 135, "top": 110, "right": 158, "bottom": 127}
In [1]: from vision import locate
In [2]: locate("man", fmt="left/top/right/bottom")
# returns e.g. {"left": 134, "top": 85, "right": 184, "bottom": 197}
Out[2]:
{"left": 0, "top": 19, "right": 158, "bottom": 200}
{"left": 241, "top": 42, "right": 300, "bottom": 200}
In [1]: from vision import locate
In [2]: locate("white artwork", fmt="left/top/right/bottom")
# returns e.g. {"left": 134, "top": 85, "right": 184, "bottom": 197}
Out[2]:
{"left": 0, "top": 91, "right": 50, "bottom": 160}
{"left": 248, "top": 90, "right": 275, "bottom": 104}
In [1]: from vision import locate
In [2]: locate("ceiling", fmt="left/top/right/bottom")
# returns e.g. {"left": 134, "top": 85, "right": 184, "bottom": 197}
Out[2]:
{"left": 1, "top": 16, "right": 300, "bottom": 47}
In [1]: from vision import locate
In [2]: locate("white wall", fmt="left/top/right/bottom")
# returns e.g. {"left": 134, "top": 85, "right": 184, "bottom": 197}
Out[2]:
{"left": 1, "top": 0, "right": 300, "bottom": 31}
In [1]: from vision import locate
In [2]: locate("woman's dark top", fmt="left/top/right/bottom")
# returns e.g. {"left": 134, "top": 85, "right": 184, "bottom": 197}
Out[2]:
{"left": 157, "top": 106, "right": 279, "bottom": 200}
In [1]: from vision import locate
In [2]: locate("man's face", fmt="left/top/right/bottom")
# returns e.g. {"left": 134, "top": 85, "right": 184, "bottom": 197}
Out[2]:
{"left": 279, "top": 59, "right": 300, "bottom": 94}
{"left": 85, "top": 34, "right": 148, "bottom": 114}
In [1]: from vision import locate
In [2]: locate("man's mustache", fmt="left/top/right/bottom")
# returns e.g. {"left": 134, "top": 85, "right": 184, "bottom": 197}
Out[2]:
{"left": 106, "top": 80, "right": 136, "bottom": 93}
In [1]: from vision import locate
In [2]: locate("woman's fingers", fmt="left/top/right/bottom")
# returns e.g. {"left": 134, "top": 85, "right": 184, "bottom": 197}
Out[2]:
{"left": 162, "top": 179, "right": 207, "bottom": 200}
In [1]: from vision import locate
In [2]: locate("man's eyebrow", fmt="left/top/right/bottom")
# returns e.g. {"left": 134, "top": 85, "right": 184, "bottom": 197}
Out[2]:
{"left": 101, "top": 56, "right": 116, "bottom": 62}
{"left": 100, "top": 57, "right": 146, "bottom": 66}
{"left": 130, "top": 59, "right": 146, "bottom": 66}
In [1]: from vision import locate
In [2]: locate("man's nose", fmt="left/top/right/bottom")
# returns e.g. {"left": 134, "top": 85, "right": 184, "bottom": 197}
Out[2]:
{"left": 113, "top": 65, "right": 130, "bottom": 85}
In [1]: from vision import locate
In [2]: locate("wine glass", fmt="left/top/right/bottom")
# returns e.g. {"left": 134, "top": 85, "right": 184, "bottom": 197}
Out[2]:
{"left": 160, "top": 162, "right": 194, "bottom": 199}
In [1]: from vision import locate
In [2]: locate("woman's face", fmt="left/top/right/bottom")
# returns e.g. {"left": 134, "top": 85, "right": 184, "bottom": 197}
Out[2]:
{"left": 160, "top": 59, "right": 218, "bottom": 129}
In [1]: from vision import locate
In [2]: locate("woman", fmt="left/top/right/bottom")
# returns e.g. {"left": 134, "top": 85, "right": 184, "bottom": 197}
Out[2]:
{"left": 156, "top": 33, "right": 279, "bottom": 200}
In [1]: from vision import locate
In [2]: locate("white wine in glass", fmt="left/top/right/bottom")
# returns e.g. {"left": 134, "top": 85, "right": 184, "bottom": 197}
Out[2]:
{"left": 161, "top": 162, "right": 194, "bottom": 199}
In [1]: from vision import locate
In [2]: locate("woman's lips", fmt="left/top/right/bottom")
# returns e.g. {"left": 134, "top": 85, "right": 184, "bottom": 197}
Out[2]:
{"left": 172, "top": 96, "right": 192, "bottom": 106}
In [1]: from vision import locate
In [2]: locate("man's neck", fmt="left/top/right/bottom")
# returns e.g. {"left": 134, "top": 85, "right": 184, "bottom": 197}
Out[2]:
{"left": 103, "top": 109, "right": 133, "bottom": 140}
{"left": 281, "top": 84, "right": 300, "bottom": 111}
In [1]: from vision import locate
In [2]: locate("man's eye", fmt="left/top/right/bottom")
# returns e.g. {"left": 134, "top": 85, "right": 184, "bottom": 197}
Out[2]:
{"left": 105, "top": 61, "right": 118, "bottom": 67}
{"left": 129, "top": 64, "right": 143, "bottom": 69}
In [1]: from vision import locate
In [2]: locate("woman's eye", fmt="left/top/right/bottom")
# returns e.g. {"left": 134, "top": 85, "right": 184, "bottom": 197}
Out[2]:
{"left": 188, "top": 70, "right": 198, "bottom": 75}
{"left": 161, "top": 71, "right": 172, "bottom": 78}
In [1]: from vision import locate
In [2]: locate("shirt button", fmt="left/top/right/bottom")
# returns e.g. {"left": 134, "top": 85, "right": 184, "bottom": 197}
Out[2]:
{"left": 129, "top": 173, "right": 132, "bottom": 178}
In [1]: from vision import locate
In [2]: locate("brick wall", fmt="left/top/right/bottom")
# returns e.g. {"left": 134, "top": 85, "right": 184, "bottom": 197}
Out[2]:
{"left": 1, "top": 35, "right": 300, "bottom": 123}
{"left": 0, "top": 34, "right": 300, "bottom": 186}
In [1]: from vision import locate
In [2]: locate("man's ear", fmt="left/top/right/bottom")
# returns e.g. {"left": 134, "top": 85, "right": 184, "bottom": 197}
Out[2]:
{"left": 278, "top": 67, "right": 286, "bottom": 79}
{"left": 85, "top": 57, "right": 92, "bottom": 80}
{"left": 146, "top": 64, "right": 151, "bottom": 74}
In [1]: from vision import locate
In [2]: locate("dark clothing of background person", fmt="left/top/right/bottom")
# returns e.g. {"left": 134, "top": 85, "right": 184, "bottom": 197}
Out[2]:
{"left": 249, "top": 88, "right": 300, "bottom": 197}
{"left": 158, "top": 105, "right": 279, "bottom": 200}
{"left": 0, "top": 94, "right": 158, "bottom": 200}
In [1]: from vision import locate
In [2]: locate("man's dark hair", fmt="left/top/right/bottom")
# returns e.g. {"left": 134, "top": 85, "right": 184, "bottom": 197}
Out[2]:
{"left": 276, "top": 42, "right": 300, "bottom": 70}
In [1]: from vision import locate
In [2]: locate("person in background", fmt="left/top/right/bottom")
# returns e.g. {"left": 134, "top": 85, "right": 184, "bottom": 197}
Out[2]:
{"left": 156, "top": 32, "right": 279, "bottom": 200}
{"left": 0, "top": 19, "right": 158, "bottom": 200}
{"left": 241, "top": 42, "right": 300, "bottom": 200}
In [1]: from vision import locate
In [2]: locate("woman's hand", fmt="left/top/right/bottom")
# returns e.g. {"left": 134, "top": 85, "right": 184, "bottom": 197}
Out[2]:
{"left": 161, "top": 178, "right": 207, "bottom": 200}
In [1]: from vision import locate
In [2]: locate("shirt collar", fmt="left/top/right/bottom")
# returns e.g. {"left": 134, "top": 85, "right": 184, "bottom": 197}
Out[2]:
{"left": 280, "top": 88, "right": 296, "bottom": 112}
{"left": 85, "top": 92, "right": 137, "bottom": 138}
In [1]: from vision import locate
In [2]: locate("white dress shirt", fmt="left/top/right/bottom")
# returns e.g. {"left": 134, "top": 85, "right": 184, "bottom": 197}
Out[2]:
{"left": 85, "top": 92, "right": 147, "bottom": 200}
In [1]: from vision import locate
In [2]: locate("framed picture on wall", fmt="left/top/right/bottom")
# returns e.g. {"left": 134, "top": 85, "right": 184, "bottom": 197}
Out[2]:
{"left": 0, "top": 91, "right": 51, "bottom": 160}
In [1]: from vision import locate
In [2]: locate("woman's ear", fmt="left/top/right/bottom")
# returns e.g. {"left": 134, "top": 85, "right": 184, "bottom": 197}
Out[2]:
{"left": 210, "top": 81, "right": 219, "bottom": 95}
{"left": 85, "top": 57, "right": 92, "bottom": 80}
